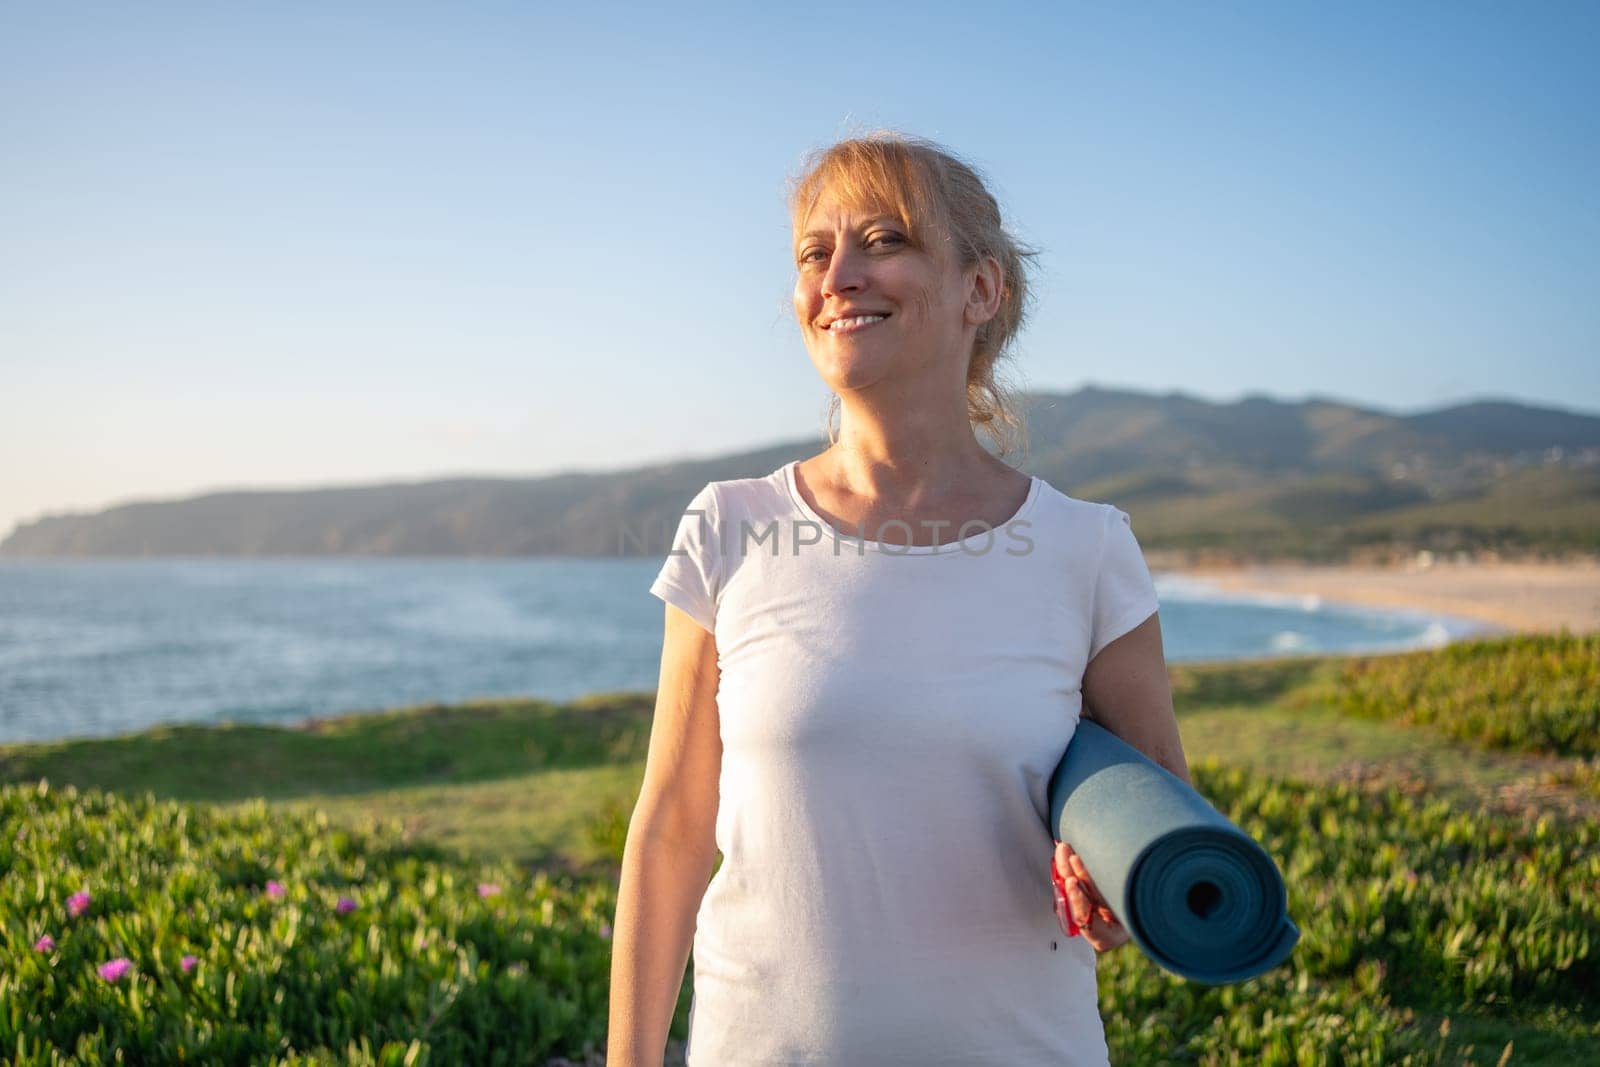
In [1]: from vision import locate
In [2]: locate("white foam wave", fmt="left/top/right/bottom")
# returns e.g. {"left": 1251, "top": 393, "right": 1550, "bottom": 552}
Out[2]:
{"left": 1270, "top": 630, "right": 1310, "bottom": 651}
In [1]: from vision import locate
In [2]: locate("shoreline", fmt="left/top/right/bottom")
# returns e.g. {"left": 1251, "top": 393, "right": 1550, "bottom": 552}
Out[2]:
{"left": 1165, "top": 558, "right": 1600, "bottom": 638}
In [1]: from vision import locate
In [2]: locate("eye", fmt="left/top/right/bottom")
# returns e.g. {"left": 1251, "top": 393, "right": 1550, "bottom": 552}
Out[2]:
{"left": 796, "top": 229, "right": 902, "bottom": 268}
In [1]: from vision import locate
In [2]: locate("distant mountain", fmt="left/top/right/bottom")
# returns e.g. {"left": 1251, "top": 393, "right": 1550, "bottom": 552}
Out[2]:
{"left": 6, "top": 387, "right": 1598, "bottom": 561}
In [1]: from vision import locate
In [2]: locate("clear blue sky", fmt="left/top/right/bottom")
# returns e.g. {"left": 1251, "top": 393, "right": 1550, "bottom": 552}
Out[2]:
{"left": 2, "top": 1, "right": 1596, "bottom": 537}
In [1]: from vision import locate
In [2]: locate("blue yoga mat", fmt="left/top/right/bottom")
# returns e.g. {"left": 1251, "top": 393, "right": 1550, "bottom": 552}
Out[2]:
{"left": 1047, "top": 719, "right": 1300, "bottom": 985}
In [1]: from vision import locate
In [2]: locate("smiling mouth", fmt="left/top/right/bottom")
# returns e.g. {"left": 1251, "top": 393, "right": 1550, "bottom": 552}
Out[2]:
{"left": 826, "top": 314, "right": 890, "bottom": 335}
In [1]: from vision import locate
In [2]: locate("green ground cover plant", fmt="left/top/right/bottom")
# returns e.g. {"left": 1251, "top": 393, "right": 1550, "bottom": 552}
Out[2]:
{"left": 1091, "top": 763, "right": 1598, "bottom": 1065}
{"left": 5, "top": 761, "right": 1595, "bottom": 1063}
{"left": 1, "top": 782, "right": 621, "bottom": 1065}
{"left": 1296, "top": 633, "right": 1600, "bottom": 758}
{"left": 2, "top": 635, "right": 1596, "bottom": 1063}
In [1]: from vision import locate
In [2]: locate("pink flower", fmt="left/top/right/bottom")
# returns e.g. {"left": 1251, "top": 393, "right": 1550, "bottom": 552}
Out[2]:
{"left": 98, "top": 957, "right": 133, "bottom": 982}
{"left": 67, "top": 891, "right": 91, "bottom": 918}
{"left": 180, "top": 955, "right": 198, "bottom": 973}
{"left": 34, "top": 935, "right": 56, "bottom": 952}
{"left": 477, "top": 883, "right": 501, "bottom": 898}
{"left": 599, "top": 921, "right": 611, "bottom": 940}
{"left": 265, "top": 880, "right": 286, "bottom": 899}
{"left": 335, "top": 895, "right": 357, "bottom": 915}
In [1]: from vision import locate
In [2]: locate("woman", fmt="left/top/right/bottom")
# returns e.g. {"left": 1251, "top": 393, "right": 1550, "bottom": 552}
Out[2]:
{"left": 609, "top": 132, "right": 1191, "bottom": 1066}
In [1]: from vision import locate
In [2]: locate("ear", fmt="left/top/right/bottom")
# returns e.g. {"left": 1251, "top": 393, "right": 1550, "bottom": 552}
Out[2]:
{"left": 964, "top": 253, "right": 1004, "bottom": 329}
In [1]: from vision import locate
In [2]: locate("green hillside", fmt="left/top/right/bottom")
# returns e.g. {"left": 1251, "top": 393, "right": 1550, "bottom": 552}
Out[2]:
{"left": 5, "top": 387, "right": 1597, "bottom": 560}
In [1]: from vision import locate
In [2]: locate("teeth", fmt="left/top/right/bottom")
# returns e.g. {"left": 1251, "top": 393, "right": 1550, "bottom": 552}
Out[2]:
{"left": 830, "top": 315, "right": 886, "bottom": 330}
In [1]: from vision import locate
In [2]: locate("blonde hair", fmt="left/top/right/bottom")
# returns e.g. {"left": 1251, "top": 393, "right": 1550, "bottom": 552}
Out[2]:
{"left": 787, "top": 131, "right": 1037, "bottom": 459}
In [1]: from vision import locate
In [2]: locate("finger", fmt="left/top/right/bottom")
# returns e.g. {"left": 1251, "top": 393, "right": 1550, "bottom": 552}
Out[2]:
{"left": 1082, "top": 904, "right": 1124, "bottom": 941}
{"left": 1054, "top": 842, "right": 1071, "bottom": 879}
{"left": 1065, "top": 854, "right": 1102, "bottom": 903}
{"left": 1070, "top": 879, "right": 1120, "bottom": 931}
{"left": 1077, "top": 904, "right": 1111, "bottom": 948}
{"left": 1065, "top": 878, "right": 1093, "bottom": 928}
{"left": 1085, "top": 926, "right": 1121, "bottom": 953}
{"left": 1067, "top": 854, "right": 1113, "bottom": 910}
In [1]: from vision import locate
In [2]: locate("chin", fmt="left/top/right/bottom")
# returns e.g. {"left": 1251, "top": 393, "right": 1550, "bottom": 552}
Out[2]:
{"left": 808, "top": 331, "right": 902, "bottom": 376}
{"left": 817, "top": 361, "right": 898, "bottom": 394}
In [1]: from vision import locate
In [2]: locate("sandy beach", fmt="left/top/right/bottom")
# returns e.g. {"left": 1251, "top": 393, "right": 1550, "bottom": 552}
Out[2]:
{"left": 1168, "top": 557, "right": 1600, "bottom": 637}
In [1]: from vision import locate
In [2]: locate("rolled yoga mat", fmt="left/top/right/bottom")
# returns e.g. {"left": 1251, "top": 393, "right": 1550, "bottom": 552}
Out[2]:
{"left": 1047, "top": 719, "right": 1300, "bottom": 985}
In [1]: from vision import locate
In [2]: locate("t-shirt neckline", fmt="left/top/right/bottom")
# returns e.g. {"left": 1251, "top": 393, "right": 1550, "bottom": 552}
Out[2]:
{"left": 780, "top": 459, "right": 1042, "bottom": 557}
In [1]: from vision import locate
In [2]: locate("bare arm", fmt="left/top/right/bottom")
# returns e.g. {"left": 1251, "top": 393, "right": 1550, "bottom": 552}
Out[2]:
{"left": 1080, "top": 612, "right": 1190, "bottom": 785}
{"left": 608, "top": 604, "right": 723, "bottom": 1066}
{"left": 1056, "top": 611, "right": 1190, "bottom": 954}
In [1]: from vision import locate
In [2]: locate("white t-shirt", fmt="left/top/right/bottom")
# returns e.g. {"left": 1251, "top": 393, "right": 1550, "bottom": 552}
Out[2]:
{"left": 648, "top": 460, "right": 1160, "bottom": 1066}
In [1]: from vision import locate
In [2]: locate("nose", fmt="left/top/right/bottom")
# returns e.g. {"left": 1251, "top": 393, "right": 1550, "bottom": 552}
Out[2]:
{"left": 820, "top": 242, "right": 865, "bottom": 300}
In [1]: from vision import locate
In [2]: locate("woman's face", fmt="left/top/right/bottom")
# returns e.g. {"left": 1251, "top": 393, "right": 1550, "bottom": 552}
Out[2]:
{"left": 792, "top": 186, "right": 972, "bottom": 395}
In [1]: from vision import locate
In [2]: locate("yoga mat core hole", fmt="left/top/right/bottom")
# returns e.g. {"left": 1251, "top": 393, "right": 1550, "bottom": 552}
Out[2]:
{"left": 1187, "top": 880, "right": 1223, "bottom": 919}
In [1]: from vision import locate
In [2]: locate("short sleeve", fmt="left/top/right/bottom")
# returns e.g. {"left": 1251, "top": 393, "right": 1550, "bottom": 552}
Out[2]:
{"left": 1088, "top": 505, "right": 1160, "bottom": 663}
{"left": 649, "top": 482, "right": 722, "bottom": 635}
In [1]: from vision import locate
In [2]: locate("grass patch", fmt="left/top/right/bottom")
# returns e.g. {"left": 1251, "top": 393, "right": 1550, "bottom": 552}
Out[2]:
{"left": 5, "top": 635, "right": 1599, "bottom": 1062}
{"left": 1092, "top": 762, "right": 1599, "bottom": 1064}
{"left": 7, "top": 762, "right": 1596, "bottom": 1064}
{"left": 266, "top": 762, "right": 647, "bottom": 879}
{"left": 1, "top": 781, "right": 620, "bottom": 1065}
{"left": 1541, "top": 756, "right": 1600, "bottom": 799}
{"left": 1167, "top": 654, "right": 1330, "bottom": 709}
{"left": 0, "top": 692, "right": 656, "bottom": 803}
{"left": 1292, "top": 633, "right": 1600, "bottom": 758}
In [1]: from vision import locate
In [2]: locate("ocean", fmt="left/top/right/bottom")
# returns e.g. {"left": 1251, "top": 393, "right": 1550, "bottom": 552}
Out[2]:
{"left": 0, "top": 558, "right": 1492, "bottom": 745}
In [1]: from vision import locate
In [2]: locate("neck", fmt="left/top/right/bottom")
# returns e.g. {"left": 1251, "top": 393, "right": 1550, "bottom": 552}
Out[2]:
{"left": 828, "top": 390, "right": 999, "bottom": 499}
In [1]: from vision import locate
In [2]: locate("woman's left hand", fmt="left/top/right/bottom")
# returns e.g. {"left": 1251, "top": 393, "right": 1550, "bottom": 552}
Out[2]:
{"left": 1052, "top": 840, "right": 1131, "bottom": 954}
